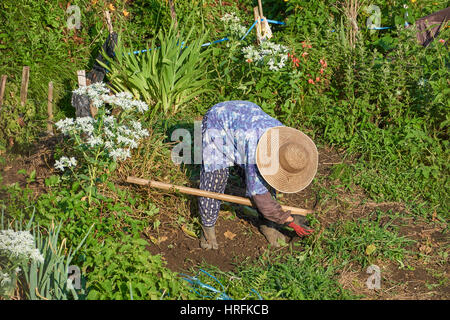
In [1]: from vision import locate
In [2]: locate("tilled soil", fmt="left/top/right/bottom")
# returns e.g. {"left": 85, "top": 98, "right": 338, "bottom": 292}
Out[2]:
{"left": 1, "top": 140, "right": 448, "bottom": 299}
{"left": 142, "top": 146, "right": 449, "bottom": 299}
{"left": 146, "top": 210, "right": 273, "bottom": 273}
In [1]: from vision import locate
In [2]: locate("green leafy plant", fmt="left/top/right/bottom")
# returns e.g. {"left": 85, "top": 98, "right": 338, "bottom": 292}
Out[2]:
{"left": 83, "top": 235, "right": 195, "bottom": 300}
{"left": 0, "top": 210, "right": 42, "bottom": 299}
{"left": 0, "top": 87, "right": 43, "bottom": 150}
{"left": 21, "top": 221, "right": 93, "bottom": 300}
{"left": 322, "top": 214, "right": 414, "bottom": 267}
{"left": 0, "top": 209, "right": 92, "bottom": 300}
{"left": 102, "top": 23, "right": 212, "bottom": 118}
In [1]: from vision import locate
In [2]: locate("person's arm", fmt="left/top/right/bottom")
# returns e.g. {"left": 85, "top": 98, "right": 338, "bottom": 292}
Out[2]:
{"left": 245, "top": 164, "right": 293, "bottom": 225}
{"left": 246, "top": 165, "right": 312, "bottom": 236}
{"left": 252, "top": 192, "right": 293, "bottom": 225}
{"left": 252, "top": 192, "right": 313, "bottom": 237}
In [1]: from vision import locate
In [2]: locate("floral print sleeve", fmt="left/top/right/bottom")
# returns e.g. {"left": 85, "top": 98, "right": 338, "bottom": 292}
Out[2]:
{"left": 202, "top": 100, "right": 283, "bottom": 196}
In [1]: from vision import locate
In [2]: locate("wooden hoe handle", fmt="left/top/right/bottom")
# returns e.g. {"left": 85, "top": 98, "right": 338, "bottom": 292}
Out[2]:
{"left": 126, "top": 176, "right": 313, "bottom": 216}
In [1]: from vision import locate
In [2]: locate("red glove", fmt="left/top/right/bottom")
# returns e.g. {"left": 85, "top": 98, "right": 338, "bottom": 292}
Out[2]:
{"left": 288, "top": 222, "right": 314, "bottom": 237}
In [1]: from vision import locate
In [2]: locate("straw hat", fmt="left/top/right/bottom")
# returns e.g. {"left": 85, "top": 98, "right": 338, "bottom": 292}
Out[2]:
{"left": 256, "top": 126, "right": 318, "bottom": 193}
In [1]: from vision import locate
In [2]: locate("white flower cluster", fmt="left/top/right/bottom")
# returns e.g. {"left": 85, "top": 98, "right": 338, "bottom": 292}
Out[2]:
{"left": 55, "top": 84, "right": 150, "bottom": 163}
{"left": 0, "top": 271, "right": 11, "bottom": 287}
{"left": 54, "top": 156, "right": 78, "bottom": 172}
{"left": 102, "top": 116, "right": 149, "bottom": 161}
{"left": 73, "top": 83, "right": 148, "bottom": 113}
{"left": 55, "top": 117, "right": 95, "bottom": 136}
{"left": 74, "top": 82, "right": 110, "bottom": 97}
{"left": 243, "top": 41, "right": 289, "bottom": 71}
{"left": 55, "top": 115, "right": 149, "bottom": 162}
{"left": 221, "top": 12, "right": 247, "bottom": 39}
{"left": 0, "top": 230, "right": 44, "bottom": 264}
{"left": 55, "top": 117, "right": 94, "bottom": 137}
{"left": 417, "top": 78, "right": 427, "bottom": 87}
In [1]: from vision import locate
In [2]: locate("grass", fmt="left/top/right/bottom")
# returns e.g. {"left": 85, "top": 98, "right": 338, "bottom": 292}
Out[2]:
{"left": 321, "top": 213, "right": 415, "bottom": 268}
{"left": 1, "top": 0, "right": 449, "bottom": 300}
{"left": 182, "top": 200, "right": 418, "bottom": 300}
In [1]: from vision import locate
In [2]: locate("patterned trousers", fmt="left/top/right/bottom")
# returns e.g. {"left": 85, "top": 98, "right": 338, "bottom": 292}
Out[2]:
{"left": 198, "top": 167, "right": 230, "bottom": 227}
{"left": 199, "top": 111, "right": 230, "bottom": 227}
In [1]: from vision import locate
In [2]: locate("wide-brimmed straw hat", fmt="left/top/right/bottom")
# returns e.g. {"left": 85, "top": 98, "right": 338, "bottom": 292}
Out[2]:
{"left": 256, "top": 126, "right": 318, "bottom": 193}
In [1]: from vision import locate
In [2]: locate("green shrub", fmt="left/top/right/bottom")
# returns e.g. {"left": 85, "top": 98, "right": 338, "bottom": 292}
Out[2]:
{"left": 83, "top": 235, "right": 194, "bottom": 300}
{"left": 304, "top": 24, "right": 449, "bottom": 217}
{"left": 0, "top": 83, "right": 44, "bottom": 150}
{"left": 0, "top": 0, "right": 109, "bottom": 119}
{"left": 102, "top": 23, "right": 212, "bottom": 119}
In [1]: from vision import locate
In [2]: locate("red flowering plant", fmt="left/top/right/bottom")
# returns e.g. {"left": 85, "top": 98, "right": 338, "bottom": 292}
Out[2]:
{"left": 285, "top": 40, "right": 331, "bottom": 102}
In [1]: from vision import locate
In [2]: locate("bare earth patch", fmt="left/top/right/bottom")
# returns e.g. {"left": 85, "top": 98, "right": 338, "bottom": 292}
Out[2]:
{"left": 1, "top": 142, "right": 448, "bottom": 299}
{"left": 0, "top": 135, "right": 59, "bottom": 197}
{"left": 142, "top": 145, "right": 449, "bottom": 299}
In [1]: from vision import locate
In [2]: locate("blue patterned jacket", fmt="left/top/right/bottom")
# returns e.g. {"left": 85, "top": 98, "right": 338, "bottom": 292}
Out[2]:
{"left": 202, "top": 100, "right": 283, "bottom": 196}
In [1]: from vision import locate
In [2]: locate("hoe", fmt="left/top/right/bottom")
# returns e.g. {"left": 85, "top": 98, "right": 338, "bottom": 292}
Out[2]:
{"left": 126, "top": 176, "right": 313, "bottom": 216}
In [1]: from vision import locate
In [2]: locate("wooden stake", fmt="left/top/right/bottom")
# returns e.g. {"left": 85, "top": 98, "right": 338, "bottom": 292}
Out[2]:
{"left": 0, "top": 75, "right": 7, "bottom": 109}
{"left": 47, "top": 81, "right": 53, "bottom": 135}
{"left": 104, "top": 11, "right": 113, "bottom": 34}
{"left": 257, "top": 0, "right": 272, "bottom": 42}
{"left": 258, "top": 0, "right": 264, "bottom": 18}
{"left": 168, "top": 0, "right": 178, "bottom": 29}
{"left": 126, "top": 176, "right": 313, "bottom": 216}
{"left": 77, "top": 70, "right": 87, "bottom": 86}
{"left": 90, "top": 104, "right": 98, "bottom": 118}
{"left": 20, "top": 66, "right": 30, "bottom": 107}
{"left": 253, "top": 7, "right": 262, "bottom": 45}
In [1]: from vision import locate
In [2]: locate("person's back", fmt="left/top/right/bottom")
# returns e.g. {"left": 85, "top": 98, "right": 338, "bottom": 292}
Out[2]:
{"left": 198, "top": 100, "right": 317, "bottom": 250}
{"left": 202, "top": 100, "right": 282, "bottom": 173}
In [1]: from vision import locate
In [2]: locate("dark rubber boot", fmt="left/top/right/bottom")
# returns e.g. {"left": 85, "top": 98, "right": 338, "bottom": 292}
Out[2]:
{"left": 259, "top": 220, "right": 286, "bottom": 247}
{"left": 200, "top": 226, "right": 218, "bottom": 250}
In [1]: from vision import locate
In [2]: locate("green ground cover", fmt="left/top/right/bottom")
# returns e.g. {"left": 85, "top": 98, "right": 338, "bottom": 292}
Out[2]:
{"left": 0, "top": 0, "right": 448, "bottom": 300}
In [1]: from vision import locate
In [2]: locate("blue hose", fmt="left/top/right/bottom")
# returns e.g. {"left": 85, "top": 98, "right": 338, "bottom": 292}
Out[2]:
{"left": 129, "top": 18, "right": 286, "bottom": 55}
{"left": 180, "top": 269, "right": 263, "bottom": 300}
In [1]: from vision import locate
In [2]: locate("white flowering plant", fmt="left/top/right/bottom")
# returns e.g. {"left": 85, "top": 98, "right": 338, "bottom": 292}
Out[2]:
{"left": 0, "top": 209, "right": 93, "bottom": 300}
{"left": 242, "top": 41, "right": 290, "bottom": 72}
{"left": 0, "top": 228, "right": 44, "bottom": 298}
{"left": 220, "top": 12, "right": 247, "bottom": 41}
{"left": 54, "top": 83, "right": 149, "bottom": 204}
